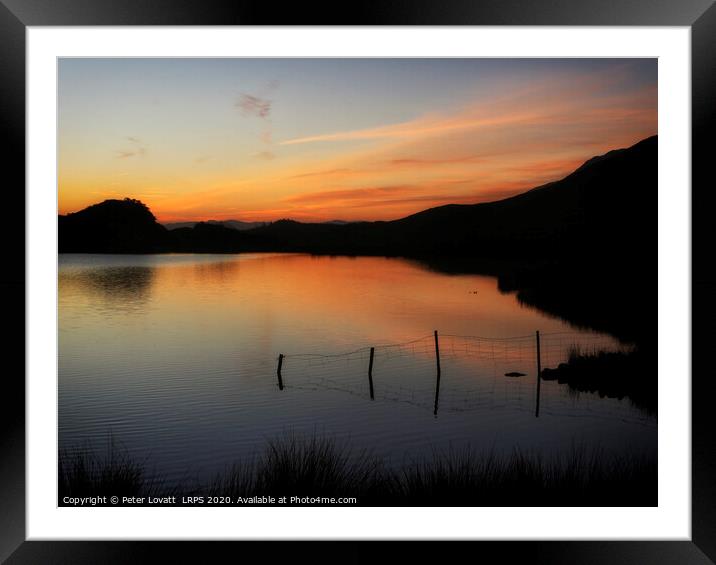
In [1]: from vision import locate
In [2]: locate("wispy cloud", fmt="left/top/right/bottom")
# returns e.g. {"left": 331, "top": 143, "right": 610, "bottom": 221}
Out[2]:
{"left": 280, "top": 112, "right": 540, "bottom": 146}
{"left": 116, "top": 148, "right": 146, "bottom": 159}
{"left": 237, "top": 83, "right": 280, "bottom": 160}
{"left": 387, "top": 156, "right": 486, "bottom": 167}
{"left": 252, "top": 151, "right": 276, "bottom": 161}
{"left": 115, "top": 136, "right": 147, "bottom": 159}
{"left": 279, "top": 71, "right": 656, "bottom": 149}
{"left": 236, "top": 93, "right": 272, "bottom": 119}
{"left": 288, "top": 168, "right": 353, "bottom": 180}
{"left": 285, "top": 185, "right": 415, "bottom": 204}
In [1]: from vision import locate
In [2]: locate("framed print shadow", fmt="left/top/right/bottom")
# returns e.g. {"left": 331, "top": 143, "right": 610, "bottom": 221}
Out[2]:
{"left": 2, "top": 0, "right": 714, "bottom": 563}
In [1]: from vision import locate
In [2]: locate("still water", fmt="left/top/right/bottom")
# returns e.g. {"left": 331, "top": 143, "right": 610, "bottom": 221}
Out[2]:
{"left": 59, "top": 253, "right": 656, "bottom": 484}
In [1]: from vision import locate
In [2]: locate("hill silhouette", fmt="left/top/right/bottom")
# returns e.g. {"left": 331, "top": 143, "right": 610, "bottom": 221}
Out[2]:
{"left": 171, "top": 222, "right": 250, "bottom": 253}
{"left": 248, "top": 135, "right": 655, "bottom": 260}
{"left": 59, "top": 136, "right": 656, "bottom": 344}
{"left": 59, "top": 198, "right": 172, "bottom": 253}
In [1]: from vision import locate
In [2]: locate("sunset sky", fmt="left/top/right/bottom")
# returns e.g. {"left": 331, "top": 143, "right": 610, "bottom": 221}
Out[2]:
{"left": 58, "top": 58, "right": 657, "bottom": 223}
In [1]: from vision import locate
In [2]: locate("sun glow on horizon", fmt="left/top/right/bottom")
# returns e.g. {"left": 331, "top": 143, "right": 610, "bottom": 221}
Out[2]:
{"left": 58, "top": 58, "right": 657, "bottom": 223}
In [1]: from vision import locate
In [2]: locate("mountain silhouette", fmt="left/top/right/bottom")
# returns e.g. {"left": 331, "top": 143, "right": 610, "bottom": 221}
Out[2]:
{"left": 60, "top": 136, "right": 655, "bottom": 258}
{"left": 249, "top": 135, "right": 655, "bottom": 260}
{"left": 58, "top": 136, "right": 656, "bottom": 344}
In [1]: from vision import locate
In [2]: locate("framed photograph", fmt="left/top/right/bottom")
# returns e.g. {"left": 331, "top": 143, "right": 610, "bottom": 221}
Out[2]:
{"left": 2, "top": 1, "right": 713, "bottom": 562}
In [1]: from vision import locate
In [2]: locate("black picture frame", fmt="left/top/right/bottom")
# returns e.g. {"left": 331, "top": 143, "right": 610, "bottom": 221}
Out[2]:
{"left": 1, "top": 1, "right": 713, "bottom": 562}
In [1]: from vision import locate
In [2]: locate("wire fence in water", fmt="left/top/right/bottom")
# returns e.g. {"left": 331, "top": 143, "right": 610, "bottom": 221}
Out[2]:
{"left": 272, "top": 330, "right": 651, "bottom": 427}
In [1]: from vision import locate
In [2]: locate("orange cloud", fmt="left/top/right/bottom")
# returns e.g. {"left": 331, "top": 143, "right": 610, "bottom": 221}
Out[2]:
{"left": 285, "top": 185, "right": 416, "bottom": 204}
{"left": 280, "top": 111, "right": 543, "bottom": 146}
{"left": 288, "top": 168, "right": 354, "bottom": 179}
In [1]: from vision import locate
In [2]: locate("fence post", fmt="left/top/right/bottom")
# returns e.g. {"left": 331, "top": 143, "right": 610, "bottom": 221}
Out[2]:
{"left": 277, "top": 354, "right": 284, "bottom": 391}
{"left": 368, "top": 347, "right": 375, "bottom": 400}
{"left": 535, "top": 331, "right": 541, "bottom": 417}
{"left": 433, "top": 330, "right": 442, "bottom": 415}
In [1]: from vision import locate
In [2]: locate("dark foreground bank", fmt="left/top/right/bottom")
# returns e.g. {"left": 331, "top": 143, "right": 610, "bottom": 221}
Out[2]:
{"left": 59, "top": 434, "right": 656, "bottom": 507}
{"left": 542, "top": 347, "right": 656, "bottom": 415}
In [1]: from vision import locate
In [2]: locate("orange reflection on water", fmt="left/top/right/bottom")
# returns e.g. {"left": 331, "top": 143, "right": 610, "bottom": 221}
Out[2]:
{"left": 59, "top": 254, "right": 602, "bottom": 355}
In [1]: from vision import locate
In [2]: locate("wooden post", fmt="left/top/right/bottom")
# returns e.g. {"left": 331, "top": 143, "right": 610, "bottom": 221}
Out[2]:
{"left": 535, "top": 331, "right": 541, "bottom": 417}
{"left": 277, "top": 354, "right": 284, "bottom": 391}
{"left": 368, "top": 347, "right": 375, "bottom": 400}
{"left": 433, "top": 330, "right": 442, "bottom": 415}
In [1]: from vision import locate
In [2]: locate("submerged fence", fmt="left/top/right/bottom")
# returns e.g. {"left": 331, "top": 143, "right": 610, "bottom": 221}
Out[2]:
{"left": 270, "top": 330, "right": 652, "bottom": 426}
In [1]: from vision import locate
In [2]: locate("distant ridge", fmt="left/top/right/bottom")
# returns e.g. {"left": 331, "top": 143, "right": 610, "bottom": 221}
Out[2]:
{"left": 163, "top": 219, "right": 353, "bottom": 231}
{"left": 60, "top": 135, "right": 656, "bottom": 259}
{"left": 164, "top": 220, "right": 267, "bottom": 231}
{"left": 248, "top": 135, "right": 656, "bottom": 259}
{"left": 58, "top": 135, "right": 656, "bottom": 344}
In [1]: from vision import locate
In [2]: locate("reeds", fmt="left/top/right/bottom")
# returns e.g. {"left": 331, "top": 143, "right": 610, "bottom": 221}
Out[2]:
{"left": 209, "top": 433, "right": 382, "bottom": 500}
{"left": 59, "top": 436, "right": 171, "bottom": 499}
{"left": 59, "top": 434, "right": 656, "bottom": 506}
{"left": 390, "top": 445, "right": 656, "bottom": 506}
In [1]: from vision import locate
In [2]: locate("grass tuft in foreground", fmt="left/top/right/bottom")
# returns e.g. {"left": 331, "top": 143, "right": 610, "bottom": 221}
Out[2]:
{"left": 59, "top": 436, "right": 171, "bottom": 499}
{"left": 210, "top": 433, "right": 383, "bottom": 500}
{"left": 60, "top": 434, "right": 656, "bottom": 506}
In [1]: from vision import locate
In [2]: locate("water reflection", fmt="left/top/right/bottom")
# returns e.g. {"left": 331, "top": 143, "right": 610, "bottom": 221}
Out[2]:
{"left": 58, "top": 253, "right": 655, "bottom": 486}
{"left": 66, "top": 266, "right": 154, "bottom": 299}
{"left": 192, "top": 259, "right": 241, "bottom": 283}
{"left": 59, "top": 266, "right": 155, "bottom": 316}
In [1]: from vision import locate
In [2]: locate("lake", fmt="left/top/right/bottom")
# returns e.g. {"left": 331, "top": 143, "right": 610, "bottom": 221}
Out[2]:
{"left": 58, "top": 253, "right": 656, "bottom": 485}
